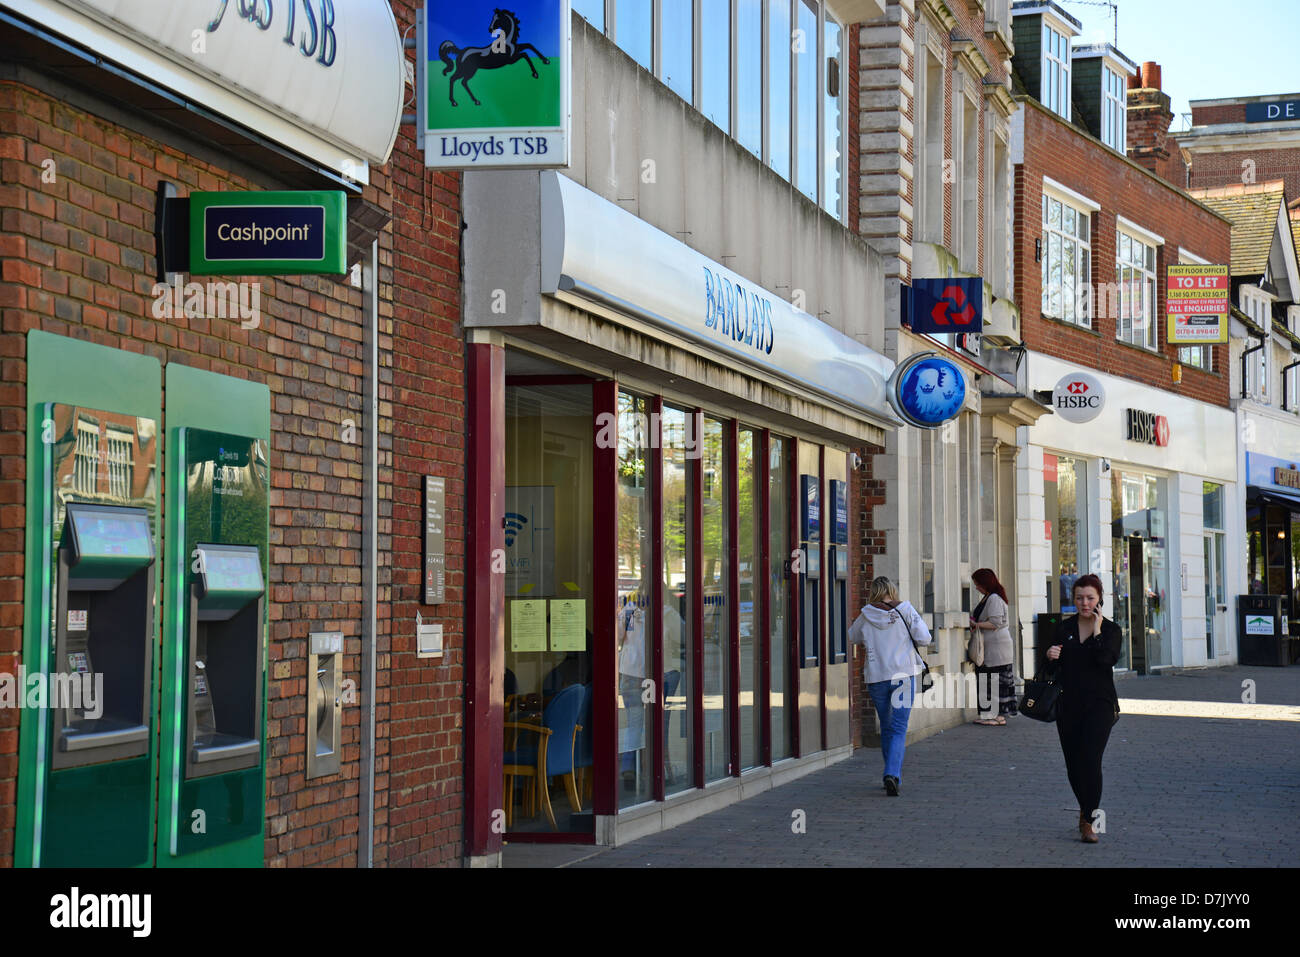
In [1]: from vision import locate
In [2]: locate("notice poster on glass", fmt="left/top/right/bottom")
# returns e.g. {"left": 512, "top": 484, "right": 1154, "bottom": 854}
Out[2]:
{"left": 510, "top": 599, "right": 547, "bottom": 652}
{"left": 549, "top": 599, "right": 586, "bottom": 651}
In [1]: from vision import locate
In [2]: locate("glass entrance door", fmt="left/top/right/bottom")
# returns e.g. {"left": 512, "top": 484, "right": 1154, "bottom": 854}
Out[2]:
{"left": 502, "top": 383, "right": 594, "bottom": 835}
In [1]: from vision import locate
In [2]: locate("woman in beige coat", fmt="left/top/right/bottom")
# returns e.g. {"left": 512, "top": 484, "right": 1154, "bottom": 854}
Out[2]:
{"left": 969, "top": 568, "right": 1015, "bottom": 725}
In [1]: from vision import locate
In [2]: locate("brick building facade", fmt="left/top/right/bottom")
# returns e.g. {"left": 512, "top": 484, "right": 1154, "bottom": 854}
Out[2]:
{"left": 0, "top": 0, "right": 466, "bottom": 866}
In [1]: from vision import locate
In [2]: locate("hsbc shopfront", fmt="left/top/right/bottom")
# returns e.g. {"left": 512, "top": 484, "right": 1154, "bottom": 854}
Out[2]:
{"left": 1019, "top": 355, "right": 1242, "bottom": 675}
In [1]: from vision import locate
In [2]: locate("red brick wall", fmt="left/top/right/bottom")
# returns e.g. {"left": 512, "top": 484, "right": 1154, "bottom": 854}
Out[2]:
{"left": 1014, "top": 100, "right": 1232, "bottom": 407}
{"left": 1187, "top": 148, "right": 1300, "bottom": 211}
{"left": 0, "top": 0, "right": 465, "bottom": 868}
{"left": 1191, "top": 103, "right": 1247, "bottom": 126}
{"left": 849, "top": 441, "right": 885, "bottom": 746}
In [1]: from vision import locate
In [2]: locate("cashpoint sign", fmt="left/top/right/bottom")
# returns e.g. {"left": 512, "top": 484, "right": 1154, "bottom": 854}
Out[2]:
{"left": 188, "top": 191, "right": 347, "bottom": 276}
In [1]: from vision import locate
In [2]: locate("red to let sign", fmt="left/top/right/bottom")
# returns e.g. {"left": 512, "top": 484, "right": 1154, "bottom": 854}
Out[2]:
{"left": 1167, "top": 264, "right": 1229, "bottom": 343}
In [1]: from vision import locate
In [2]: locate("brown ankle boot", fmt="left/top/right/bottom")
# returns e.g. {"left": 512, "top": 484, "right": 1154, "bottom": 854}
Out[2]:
{"left": 1079, "top": 819, "right": 1099, "bottom": 843}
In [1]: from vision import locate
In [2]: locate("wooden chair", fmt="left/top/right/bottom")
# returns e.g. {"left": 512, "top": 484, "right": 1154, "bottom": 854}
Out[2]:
{"left": 502, "top": 684, "right": 583, "bottom": 830}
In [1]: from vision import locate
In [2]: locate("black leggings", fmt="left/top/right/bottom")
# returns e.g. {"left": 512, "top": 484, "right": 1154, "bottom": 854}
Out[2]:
{"left": 1056, "top": 701, "right": 1114, "bottom": 819}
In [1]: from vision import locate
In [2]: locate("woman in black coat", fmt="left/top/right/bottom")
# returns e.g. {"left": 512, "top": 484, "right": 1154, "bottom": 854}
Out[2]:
{"left": 1045, "top": 573, "right": 1122, "bottom": 843}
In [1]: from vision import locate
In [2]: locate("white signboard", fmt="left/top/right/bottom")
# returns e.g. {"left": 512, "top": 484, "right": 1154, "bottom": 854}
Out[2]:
{"left": 14, "top": 0, "right": 404, "bottom": 172}
{"left": 1244, "top": 615, "right": 1274, "bottom": 636}
{"left": 1051, "top": 371, "right": 1105, "bottom": 424}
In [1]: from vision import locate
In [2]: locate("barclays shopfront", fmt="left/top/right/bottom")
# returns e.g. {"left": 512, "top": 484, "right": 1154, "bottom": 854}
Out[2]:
{"left": 461, "top": 168, "right": 927, "bottom": 855}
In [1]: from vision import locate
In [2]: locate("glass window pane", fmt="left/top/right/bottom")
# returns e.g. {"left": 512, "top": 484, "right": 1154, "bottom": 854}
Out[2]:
{"left": 1120, "top": 231, "right": 1130, "bottom": 262}
{"left": 736, "top": 0, "right": 763, "bottom": 158}
{"left": 662, "top": 0, "right": 694, "bottom": 102}
{"left": 617, "top": 392, "right": 653, "bottom": 809}
{"left": 616, "top": 0, "right": 652, "bottom": 70}
{"left": 701, "top": 417, "right": 730, "bottom": 783}
{"left": 573, "top": 0, "right": 605, "bottom": 31}
{"left": 769, "top": 0, "right": 792, "bottom": 178}
{"left": 662, "top": 406, "right": 695, "bottom": 794}
{"left": 738, "top": 429, "right": 760, "bottom": 771}
{"left": 795, "top": 0, "right": 818, "bottom": 199}
{"left": 1064, "top": 205, "right": 1075, "bottom": 236}
{"left": 1048, "top": 198, "right": 1061, "bottom": 229}
{"left": 769, "top": 436, "right": 791, "bottom": 760}
{"left": 823, "top": 17, "right": 843, "bottom": 217}
{"left": 701, "top": 0, "right": 730, "bottom": 131}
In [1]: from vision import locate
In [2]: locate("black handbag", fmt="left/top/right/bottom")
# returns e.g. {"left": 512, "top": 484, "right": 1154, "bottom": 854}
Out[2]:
{"left": 1018, "top": 670, "right": 1061, "bottom": 722}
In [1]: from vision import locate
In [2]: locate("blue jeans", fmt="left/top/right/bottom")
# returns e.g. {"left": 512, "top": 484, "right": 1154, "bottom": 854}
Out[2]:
{"left": 867, "top": 676, "right": 915, "bottom": 781}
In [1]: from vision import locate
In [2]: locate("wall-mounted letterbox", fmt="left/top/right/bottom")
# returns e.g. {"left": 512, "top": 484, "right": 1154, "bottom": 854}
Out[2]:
{"left": 307, "top": 632, "right": 343, "bottom": 778}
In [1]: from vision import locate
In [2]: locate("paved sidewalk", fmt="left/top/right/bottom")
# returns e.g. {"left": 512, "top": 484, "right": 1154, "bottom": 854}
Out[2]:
{"left": 513, "top": 666, "right": 1299, "bottom": 868}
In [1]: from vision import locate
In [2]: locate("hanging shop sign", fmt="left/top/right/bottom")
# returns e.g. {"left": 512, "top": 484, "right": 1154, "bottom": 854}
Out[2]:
{"left": 1167, "top": 264, "right": 1229, "bottom": 343}
{"left": 887, "top": 353, "right": 968, "bottom": 430}
{"left": 904, "top": 278, "right": 984, "bottom": 336}
{"left": 1125, "top": 408, "right": 1170, "bottom": 447}
{"left": 13, "top": 0, "right": 404, "bottom": 171}
{"left": 188, "top": 191, "right": 347, "bottom": 276}
{"left": 419, "top": 0, "right": 571, "bottom": 169}
{"left": 1051, "top": 371, "right": 1106, "bottom": 424}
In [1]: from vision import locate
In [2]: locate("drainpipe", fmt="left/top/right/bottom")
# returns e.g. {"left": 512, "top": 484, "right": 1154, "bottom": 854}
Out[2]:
{"left": 359, "top": 238, "right": 379, "bottom": 867}
{"left": 1282, "top": 357, "right": 1300, "bottom": 411}
{"left": 1242, "top": 333, "right": 1265, "bottom": 399}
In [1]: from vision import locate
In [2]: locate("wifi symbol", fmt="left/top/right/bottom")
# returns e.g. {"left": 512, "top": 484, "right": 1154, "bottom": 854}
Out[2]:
{"left": 504, "top": 512, "right": 528, "bottom": 546}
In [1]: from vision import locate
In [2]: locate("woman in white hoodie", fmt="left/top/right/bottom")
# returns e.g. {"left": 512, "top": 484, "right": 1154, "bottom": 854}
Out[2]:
{"left": 848, "top": 576, "right": 933, "bottom": 796}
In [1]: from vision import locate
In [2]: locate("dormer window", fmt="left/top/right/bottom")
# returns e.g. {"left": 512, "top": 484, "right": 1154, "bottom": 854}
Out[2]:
{"left": 1043, "top": 22, "right": 1070, "bottom": 117}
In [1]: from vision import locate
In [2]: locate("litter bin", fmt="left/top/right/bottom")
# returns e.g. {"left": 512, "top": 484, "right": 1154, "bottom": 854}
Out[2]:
{"left": 1034, "top": 613, "right": 1062, "bottom": 678}
{"left": 1238, "top": 595, "right": 1287, "bottom": 666}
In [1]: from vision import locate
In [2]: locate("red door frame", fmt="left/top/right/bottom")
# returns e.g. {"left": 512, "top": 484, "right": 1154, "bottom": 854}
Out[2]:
{"left": 818, "top": 445, "right": 828, "bottom": 753}
{"left": 690, "top": 409, "right": 705, "bottom": 789}
{"left": 758, "top": 431, "right": 772, "bottom": 768}
{"left": 466, "top": 342, "right": 505, "bottom": 859}
{"left": 726, "top": 420, "right": 741, "bottom": 777}
{"left": 650, "top": 395, "right": 666, "bottom": 803}
{"left": 788, "top": 436, "right": 801, "bottom": 759}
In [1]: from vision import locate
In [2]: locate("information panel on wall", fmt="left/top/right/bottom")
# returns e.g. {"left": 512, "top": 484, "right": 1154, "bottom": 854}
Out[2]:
{"left": 419, "top": 0, "right": 571, "bottom": 169}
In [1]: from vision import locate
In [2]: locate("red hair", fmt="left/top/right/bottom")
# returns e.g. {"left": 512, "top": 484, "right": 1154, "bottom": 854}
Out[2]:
{"left": 972, "top": 568, "right": 1007, "bottom": 603}
{"left": 1072, "top": 573, "right": 1105, "bottom": 604}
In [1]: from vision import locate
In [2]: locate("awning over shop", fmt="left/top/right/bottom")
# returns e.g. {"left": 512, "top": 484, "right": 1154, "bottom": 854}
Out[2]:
{"left": 1247, "top": 486, "right": 1300, "bottom": 511}
{"left": 538, "top": 171, "right": 902, "bottom": 431}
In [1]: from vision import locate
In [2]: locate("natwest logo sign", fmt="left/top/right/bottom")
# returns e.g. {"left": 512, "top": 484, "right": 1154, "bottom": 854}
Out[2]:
{"left": 1052, "top": 372, "right": 1105, "bottom": 424}
{"left": 1126, "top": 408, "right": 1170, "bottom": 447}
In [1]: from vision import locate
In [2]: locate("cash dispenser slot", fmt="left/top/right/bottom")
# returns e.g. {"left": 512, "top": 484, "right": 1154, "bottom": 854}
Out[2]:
{"left": 186, "top": 543, "right": 265, "bottom": 779}
{"left": 54, "top": 503, "right": 155, "bottom": 770}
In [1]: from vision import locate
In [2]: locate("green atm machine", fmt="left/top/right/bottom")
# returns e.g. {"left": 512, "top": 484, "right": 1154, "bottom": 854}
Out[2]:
{"left": 159, "top": 365, "right": 270, "bottom": 867}
{"left": 16, "top": 331, "right": 162, "bottom": 867}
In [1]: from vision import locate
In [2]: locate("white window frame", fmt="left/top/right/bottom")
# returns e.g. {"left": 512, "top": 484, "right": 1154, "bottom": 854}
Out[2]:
{"left": 985, "top": 115, "right": 1010, "bottom": 298}
{"left": 1116, "top": 222, "right": 1161, "bottom": 351}
{"left": 1042, "top": 21, "right": 1070, "bottom": 119}
{"left": 917, "top": 29, "right": 945, "bottom": 244}
{"left": 74, "top": 418, "right": 98, "bottom": 495}
{"left": 1242, "top": 290, "right": 1271, "bottom": 400}
{"left": 106, "top": 427, "right": 133, "bottom": 499}
{"left": 1102, "top": 64, "right": 1126, "bottom": 152}
{"left": 1041, "top": 180, "right": 1096, "bottom": 327}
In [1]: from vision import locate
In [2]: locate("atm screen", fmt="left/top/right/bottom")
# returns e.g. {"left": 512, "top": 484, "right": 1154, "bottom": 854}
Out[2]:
{"left": 200, "top": 548, "right": 263, "bottom": 593}
{"left": 71, "top": 509, "right": 153, "bottom": 559}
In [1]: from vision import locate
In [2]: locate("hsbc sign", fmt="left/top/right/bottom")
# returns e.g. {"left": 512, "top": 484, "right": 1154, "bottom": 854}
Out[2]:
{"left": 1126, "top": 408, "right": 1170, "bottom": 447}
{"left": 1051, "top": 372, "right": 1105, "bottom": 424}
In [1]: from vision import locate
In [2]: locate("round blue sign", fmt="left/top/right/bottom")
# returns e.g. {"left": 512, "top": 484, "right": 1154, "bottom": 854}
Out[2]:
{"left": 893, "top": 355, "right": 966, "bottom": 428}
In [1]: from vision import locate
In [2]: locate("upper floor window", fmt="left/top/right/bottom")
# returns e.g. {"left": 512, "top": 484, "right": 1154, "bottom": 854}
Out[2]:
{"left": 1102, "top": 66, "right": 1126, "bottom": 152}
{"left": 602, "top": 0, "right": 845, "bottom": 221}
{"left": 1042, "top": 191, "right": 1091, "bottom": 327}
{"left": 1042, "top": 22, "right": 1070, "bottom": 118}
{"left": 1116, "top": 228, "right": 1158, "bottom": 350}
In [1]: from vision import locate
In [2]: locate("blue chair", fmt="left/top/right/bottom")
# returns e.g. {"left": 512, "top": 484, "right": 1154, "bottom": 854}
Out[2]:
{"left": 503, "top": 684, "right": 584, "bottom": 830}
{"left": 573, "top": 684, "right": 593, "bottom": 804}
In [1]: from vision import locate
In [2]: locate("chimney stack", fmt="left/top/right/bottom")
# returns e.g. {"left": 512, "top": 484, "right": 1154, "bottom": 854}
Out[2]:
{"left": 1127, "top": 60, "right": 1176, "bottom": 183}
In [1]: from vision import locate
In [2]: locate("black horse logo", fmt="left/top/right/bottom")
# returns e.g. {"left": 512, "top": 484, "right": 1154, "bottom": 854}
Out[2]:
{"left": 439, "top": 8, "right": 550, "bottom": 108}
